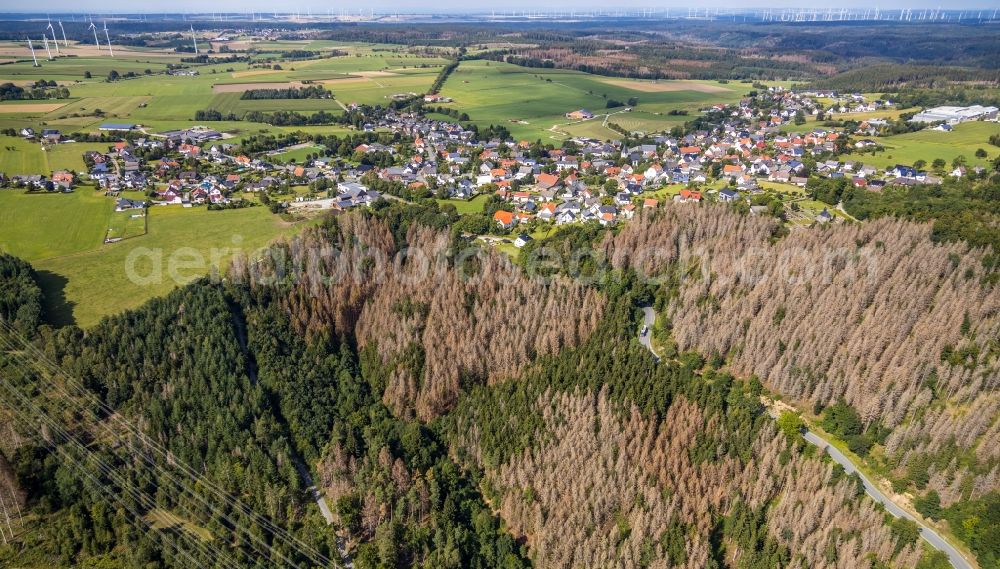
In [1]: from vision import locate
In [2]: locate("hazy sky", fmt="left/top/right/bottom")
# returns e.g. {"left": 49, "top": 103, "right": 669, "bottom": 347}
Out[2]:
{"left": 7, "top": 1, "right": 1000, "bottom": 13}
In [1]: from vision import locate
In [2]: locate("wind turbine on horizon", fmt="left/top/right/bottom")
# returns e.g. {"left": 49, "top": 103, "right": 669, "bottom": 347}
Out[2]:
{"left": 103, "top": 21, "right": 113, "bottom": 57}
{"left": 88, "top": 21, "right": 100, "bottom": 52}
{"left": 27, "top": 38, "right": 39, "bottom": 67}
{"left": 46, "top": 19, "right": 60, "bottom": 56}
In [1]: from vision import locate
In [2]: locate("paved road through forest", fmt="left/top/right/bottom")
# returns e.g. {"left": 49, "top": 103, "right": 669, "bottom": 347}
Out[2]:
{"left": 802, "top": 431, "right": 972, "bottom": 569}
{"left": 294, "top": 460, "right": 354, "bottom": 568}
{"left": 638, "top": 306, "right": 974, "bottom": 569}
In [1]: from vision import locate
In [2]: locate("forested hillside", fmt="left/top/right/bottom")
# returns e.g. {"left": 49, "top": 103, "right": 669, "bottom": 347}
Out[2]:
{"left": 0, "top": 203, "right": 993, "bottom": 568}
{"left": 0, "top": 254, "right": 42, "bottom": 335}
{"left": 445, "top": 293, "right": 928, "bottom": 569}
{"left": 233, "top": 215, "right": 604, "bottom": 421}
{"left": 603, "top": 205, "right": 1000, "bottom": 566}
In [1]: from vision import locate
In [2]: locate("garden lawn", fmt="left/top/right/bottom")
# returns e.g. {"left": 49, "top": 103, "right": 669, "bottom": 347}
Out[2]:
{"left": 436, "top": 194, "right": 489, "bottom": 215}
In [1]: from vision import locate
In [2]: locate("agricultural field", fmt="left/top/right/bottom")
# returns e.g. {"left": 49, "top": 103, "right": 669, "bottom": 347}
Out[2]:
{"left": 0, "top": 101, "right": 68, "bottom": 113}
{"left": 0, "top": 52, "right": 177, "bottom": 85}
{"left": 863, "top": 121, "right": 1000, "bottom": 168}
{"left": 437, "top": 60, "right": 748, "bottom": 140}
{"left": 0, "top": 42, "right": 447, "bottom": 136}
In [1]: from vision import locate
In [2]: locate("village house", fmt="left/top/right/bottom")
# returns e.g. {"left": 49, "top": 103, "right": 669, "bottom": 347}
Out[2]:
{"left": 719, "top": 188, "right": 739, "bottom": 203}
{"left": 494, "top": 210, "right": 515, "bottom": 230}
{"left": 51, "top": 171, "right": 74, "bottom": 190}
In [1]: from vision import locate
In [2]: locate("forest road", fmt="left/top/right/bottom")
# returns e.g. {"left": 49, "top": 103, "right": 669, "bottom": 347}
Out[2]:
{"left": 293, "top": 460, "right": 354, "bottom": 568}
{"left": 638, "top": 307, "right": 975, "bottom": 569}
{"left": 639, "top": 306, "right": 659, "bottom": 361}
{"left": 802, "top": 431, "right": 973, "bottom": 569}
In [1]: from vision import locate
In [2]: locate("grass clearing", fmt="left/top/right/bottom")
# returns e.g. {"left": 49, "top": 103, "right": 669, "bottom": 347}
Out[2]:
{"left": 0, "top": 188, "right": 112, "bottom": 260}
{"left": 144, "top": 509, "right": 213, "bottom": 542}
{"left": 864, "top": 121, "right": 1000, "bottom": 169}
{"left": 0, "top": 136, "right": 47, "bottom": 175}
{"left": 33, "top": 205, "right": 317, "bottom": 327}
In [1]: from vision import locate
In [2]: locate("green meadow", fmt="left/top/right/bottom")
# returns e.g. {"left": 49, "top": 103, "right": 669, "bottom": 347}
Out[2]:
{"left": 437, "top": 60, "right": 747, "bottom": 140}
{"left": 46, "top": 142, "right": 113, "bottom": 173}
{"left": 29, "top": 203, "right": 316, "bottom": 328}
{"left": 0, "top": 136, "right": 111, "bottom": 175}
{"left": 863, "top": 121, "right": 1000, "bottom": 169}
{"left": 0, "top": 136, "right": 49, "bottom": 175}
{"left": 0, "top": 180, "right": 318, "bottom": 328}
{"left": 0, "top": 188, "right": 112, "bottom": 260}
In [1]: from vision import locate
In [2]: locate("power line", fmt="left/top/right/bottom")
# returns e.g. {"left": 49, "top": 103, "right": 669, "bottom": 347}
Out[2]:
{"left": 0, "top": 357, "right": 225, "bottom": 568}
{"left": 0, "top": 320, "right": 336, "bottom": 568}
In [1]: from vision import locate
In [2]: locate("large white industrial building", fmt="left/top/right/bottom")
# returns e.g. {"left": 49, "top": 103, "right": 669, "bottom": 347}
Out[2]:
{"left": 910, "top": 105, "right": 999, "bottom": 124}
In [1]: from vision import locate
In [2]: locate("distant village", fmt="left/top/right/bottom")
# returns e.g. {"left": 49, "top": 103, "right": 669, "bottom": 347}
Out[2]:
{"left": 3, "top": 86, "right": 998, "bottom": 236}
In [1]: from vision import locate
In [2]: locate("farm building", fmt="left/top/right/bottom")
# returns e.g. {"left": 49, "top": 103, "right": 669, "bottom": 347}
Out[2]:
{"left": 99, "top": 123, "right": 137, "bottom": 132}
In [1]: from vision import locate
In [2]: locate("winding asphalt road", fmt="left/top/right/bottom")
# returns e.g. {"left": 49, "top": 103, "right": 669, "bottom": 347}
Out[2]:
{"left": 803, "top": 432, "right": 972, "bottom": 569}
{"left": 637, "top": 306, "right": 974, "bottom": 569}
